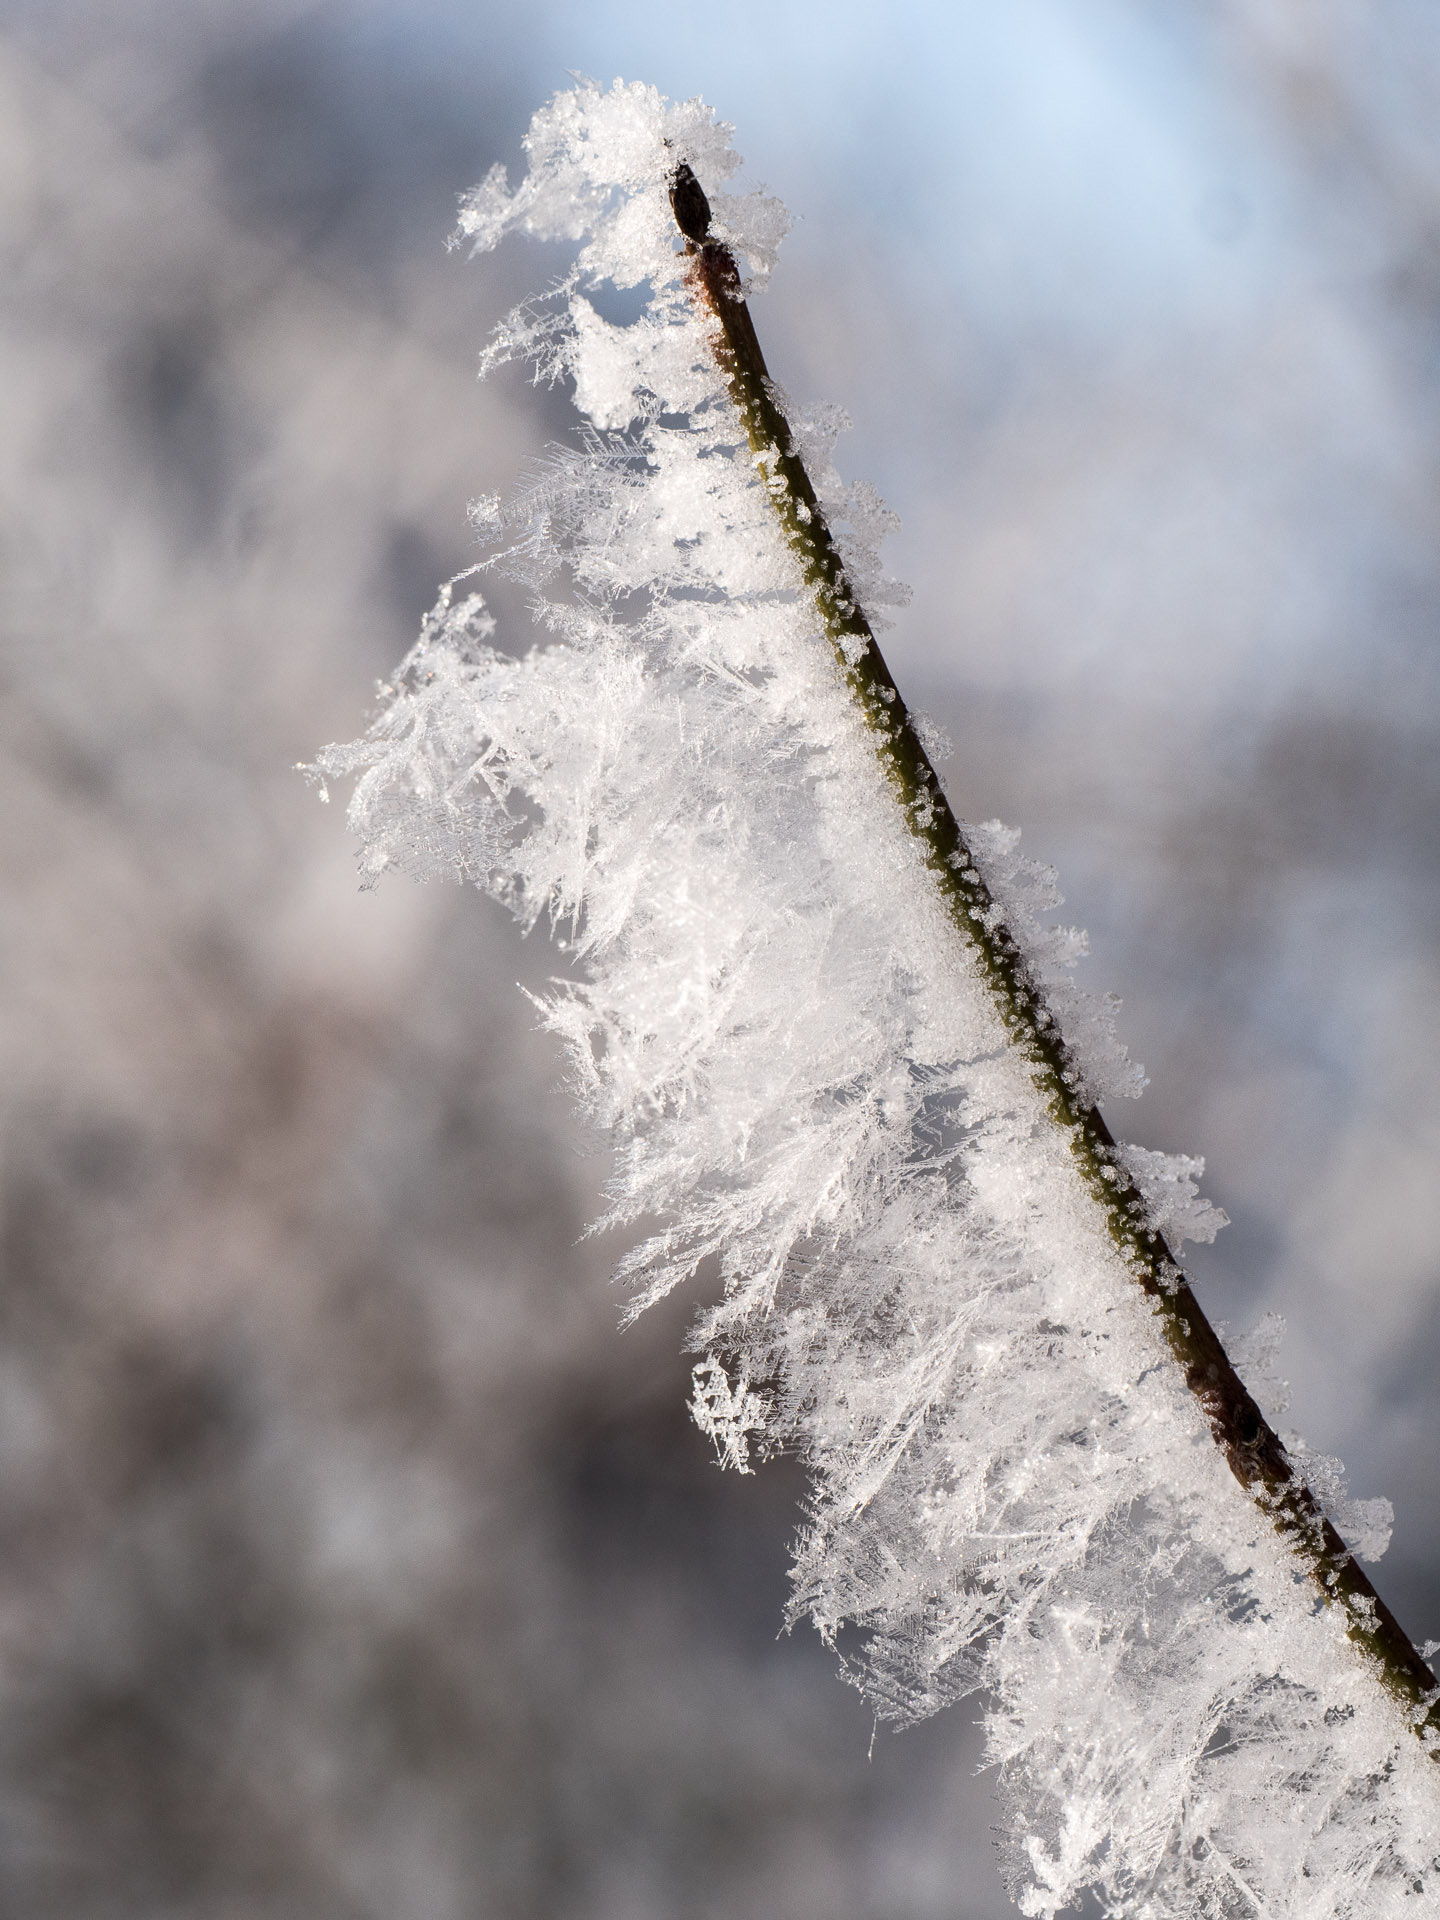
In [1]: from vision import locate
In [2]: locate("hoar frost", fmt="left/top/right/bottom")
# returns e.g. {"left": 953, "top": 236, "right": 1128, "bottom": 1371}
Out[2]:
{"left": 314, "top": 79, "right": 1438, "bottom": 1920}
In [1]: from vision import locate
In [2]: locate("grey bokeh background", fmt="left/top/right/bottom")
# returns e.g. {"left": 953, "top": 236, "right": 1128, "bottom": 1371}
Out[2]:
{"left": 2, "top": 3, "right": 1438, "bottom": 1915}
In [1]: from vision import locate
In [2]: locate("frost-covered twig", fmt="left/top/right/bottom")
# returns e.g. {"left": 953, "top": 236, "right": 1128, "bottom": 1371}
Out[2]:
{"left": 668, "top": 157, "right": 1440, "bottom": 1749}
{"left": 313, "top": 81, "right": 1440, "bottom": 1918}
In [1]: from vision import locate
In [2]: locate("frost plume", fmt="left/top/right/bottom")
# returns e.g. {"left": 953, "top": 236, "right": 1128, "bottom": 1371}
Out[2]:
{"left": 1116, "top": 1143, "right": 1230, "bottom": 1248}
{"left": 315, "top": 80, "right": 1438, "bottom": 1920}
{"left": 451, "top": 77, "right": 789, "bottom": 291}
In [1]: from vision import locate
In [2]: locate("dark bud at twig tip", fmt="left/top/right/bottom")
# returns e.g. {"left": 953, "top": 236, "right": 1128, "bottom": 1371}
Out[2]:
{"left": 669, "top": 161, "right": 711, "bottom": 242}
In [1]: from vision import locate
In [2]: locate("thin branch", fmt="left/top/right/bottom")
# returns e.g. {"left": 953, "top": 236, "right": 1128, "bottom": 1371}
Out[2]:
{"left": 668, "top": 159, "right": 1440, "bottom": 1751}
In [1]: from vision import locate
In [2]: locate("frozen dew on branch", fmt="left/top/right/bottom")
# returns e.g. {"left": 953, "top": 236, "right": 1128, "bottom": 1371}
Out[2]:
{"left": 312, "top": 78, "right": 1440, "bottom": 1919}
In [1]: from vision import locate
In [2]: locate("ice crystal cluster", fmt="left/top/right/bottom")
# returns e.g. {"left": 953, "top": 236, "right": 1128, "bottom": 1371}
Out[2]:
{"left": 314, "top": 80, "right": 1440, "bottom": 1920}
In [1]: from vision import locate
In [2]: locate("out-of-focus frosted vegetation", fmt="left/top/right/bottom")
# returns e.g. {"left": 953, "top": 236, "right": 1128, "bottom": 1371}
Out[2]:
{"left": 1, "top": 4, "right": 1438, "bottom": 1915}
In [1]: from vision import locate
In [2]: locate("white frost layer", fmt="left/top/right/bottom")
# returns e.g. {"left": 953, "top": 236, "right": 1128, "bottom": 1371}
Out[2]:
{"left": 316, "top": 80, "right": 1436, "bottom": 1919}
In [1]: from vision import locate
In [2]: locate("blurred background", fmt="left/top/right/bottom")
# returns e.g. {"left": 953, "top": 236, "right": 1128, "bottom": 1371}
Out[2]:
{"left": 1, "top": 2, "right": 1438, "bottom": 1914}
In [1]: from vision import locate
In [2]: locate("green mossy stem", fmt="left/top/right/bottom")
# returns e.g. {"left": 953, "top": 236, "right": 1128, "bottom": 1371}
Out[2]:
{"left": 680, "top": 229, "right": 1440, "bottom": 1751}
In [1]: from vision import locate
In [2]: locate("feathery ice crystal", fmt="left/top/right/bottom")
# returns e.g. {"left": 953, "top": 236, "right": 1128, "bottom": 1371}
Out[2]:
{"left": 313, "top": 80, "right": 1438, "bottom": 1920}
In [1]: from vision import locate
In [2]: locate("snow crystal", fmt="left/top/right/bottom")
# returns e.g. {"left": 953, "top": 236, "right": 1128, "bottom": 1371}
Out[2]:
{"left": 1229, "top": 1307, "right": 1292, "bottom": 1417}
{"left": 314, "top": 79, "right": 1440, "bottom": 1920}
{"left": 908, "top": 708, "right": 955, "bottom": 764}
{"left": 1282, "top": 1435, "right": 1395, "bottom": 1565}
{"left": 1116, "top": 1142, "right": 1230, "bottom": 1247}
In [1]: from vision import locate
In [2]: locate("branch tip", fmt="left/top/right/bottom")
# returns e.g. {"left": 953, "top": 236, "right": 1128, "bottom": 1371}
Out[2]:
{"left": 668, "top": 160, "right": 712, "bottom": 244}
